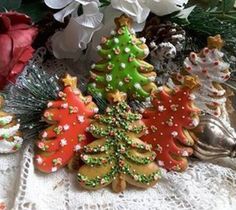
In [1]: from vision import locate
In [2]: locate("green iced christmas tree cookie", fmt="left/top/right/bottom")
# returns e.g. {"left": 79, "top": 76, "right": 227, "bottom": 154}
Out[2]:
{"left": 88, "top": 15, "right": 157, "bottom": 102}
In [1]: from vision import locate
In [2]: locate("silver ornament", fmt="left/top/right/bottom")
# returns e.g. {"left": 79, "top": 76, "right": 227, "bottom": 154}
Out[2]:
{"left": 193, "top": 114, "right": 236, "bottom": 160}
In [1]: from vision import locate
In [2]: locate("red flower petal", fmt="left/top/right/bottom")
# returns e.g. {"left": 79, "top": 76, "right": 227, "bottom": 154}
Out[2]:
{"left": 0, "top": 34, "right": 12, "bottom": 74}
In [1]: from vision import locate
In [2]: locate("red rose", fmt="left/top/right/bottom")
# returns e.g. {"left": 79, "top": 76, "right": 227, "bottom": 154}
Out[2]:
{"left": 0, "top": 12, "right": 38, "bottom": 89}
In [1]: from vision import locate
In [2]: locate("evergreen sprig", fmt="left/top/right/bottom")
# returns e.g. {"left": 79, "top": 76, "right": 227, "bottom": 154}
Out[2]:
{"left": 173, "top": 5, "right": 236, "bottom": 66}
{"left": 1, "top": 64, "right": 61, "bottom": 139}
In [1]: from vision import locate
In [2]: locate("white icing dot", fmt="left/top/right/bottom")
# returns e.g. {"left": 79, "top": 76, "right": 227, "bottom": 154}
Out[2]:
{"left": 119, "top": 81, "right": 124, "bottom": 86}
{"left": 97, "top": 45, "right": 102, "bottom": 50}
{"left": 61, "top": 103, "right": 68, "bottom": 109}
{"left": 91, "top": 83, "right": 96, "bottom": 87}
{"left": 106, "top": 74, "right": 112, "bottom": 82}
{"left": 63, "top": 124, "right": 70, "bottom": 131}
{"left": 134, "top": 83, "right": 141, "bottom": 89}
{"left": 91, "top": 64, "right": 96, "bottom": 69}
{"left": 107, "top": 54, "right": 112, "bottom": 59}
{"left": 42, "top": 132, "right": 48, "bottom": 138}
{"left": 114, "top": 38, "right": 119, "bottom": 43}
{"left": 47, "top": 102, "right": 53, "bottom": 108}
{"left": 83, "top": 155, "right": 89, "bottom": 160}
{"left": 51, "top": 167, "right": 58, "bottom": 172}
{"left": 125, "top": 47, "right": 130, "bottom": 53}
{"left": 171, "top": 131, "right": 178, "bottom": 137}
{"left": 158, "top": 105, "right": 165, "bottom": 112}
{"left": 120, "top": 63, "right": 126, "bottom": 69}
{"left": 77, "top": 115, "right": 85, "bottom": 123}
{"left": 74, "top": 144, "right": 81, "bottom": 152}
{"left": 60, "top": 138, "right": 67, "bottom": 147}
{"left": 93, "top": 108, "right": 99, "bottom": 113}
{"left": 110, "top": 30, "right": 116, "bottom": 35}
{"left": 182, "top": 151, "right": 189, "bottom": 157}
{"left": 36, "top": 156, "right": 43, "bottom": 164}
{"left": 158, "top": 161, "right": 164, "bottom": 166}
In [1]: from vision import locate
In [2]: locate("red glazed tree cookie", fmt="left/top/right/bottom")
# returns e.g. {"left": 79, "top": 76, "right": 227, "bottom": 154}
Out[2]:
{"left": 142, "top": 76, "right": 200, "bottom": 171}
{"left": 34, "top": 74, "right": 98, "bottom": 173}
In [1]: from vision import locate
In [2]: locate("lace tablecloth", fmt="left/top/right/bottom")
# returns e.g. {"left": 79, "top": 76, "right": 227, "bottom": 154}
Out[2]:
{"left": 0, "top": 141, "right": 236, "bottom": 210}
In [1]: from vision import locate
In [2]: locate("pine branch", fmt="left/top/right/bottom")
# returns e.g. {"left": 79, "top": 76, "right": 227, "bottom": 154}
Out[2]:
{"left": 2, "top": 65, "right": 60, "bottom": 139}
{"left": 173, "top": 6, "right": 236, "bottom": 58}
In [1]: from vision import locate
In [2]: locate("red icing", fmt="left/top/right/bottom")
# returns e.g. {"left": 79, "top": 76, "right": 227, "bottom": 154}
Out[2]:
{"left": 34, "top": 86, "right": 97, "bottom": 173}
{"left": 142, "top": 87, "right": 200, "bottom": 171}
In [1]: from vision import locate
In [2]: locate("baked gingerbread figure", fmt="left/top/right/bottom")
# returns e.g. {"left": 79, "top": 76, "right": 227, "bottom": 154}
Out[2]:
{"left": 77, "top": 91, "right": 160, "bottom": 192}
{"left": 34, "top": 74, "right": 98, "bottom": 173}
{"left": 88, "top": 15, "right": 157, "bottom": 101}
{"left": 179, "top": 35, "right": 230, "bottom": 117}
{"left": 142, "top": 76, "right": 200, "bottom": 171}
{"left": 0, "top": 96, "right": 23, "bottom": 153}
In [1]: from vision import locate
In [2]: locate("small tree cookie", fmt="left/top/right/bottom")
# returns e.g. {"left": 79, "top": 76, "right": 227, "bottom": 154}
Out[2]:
{"left": 77, "top": 91, "right": 160, "bottom": 192}
{"left": 88, "top": 15, "right": 157, "bottom": 102}
{"left": 180, "top": 35, "right": 230, "bottom": 117}
{"left": 142, "top": 76, "right": 200, "bottom": 171}
{"left": 0, "top": 96, "right": 23, "bottom": 153}
{"left": 35, "top": 74, "right": 98, "bottom": 173}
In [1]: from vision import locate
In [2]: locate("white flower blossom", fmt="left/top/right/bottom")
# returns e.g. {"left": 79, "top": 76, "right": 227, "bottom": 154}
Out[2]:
{"left": 50, "top": 1, "right": 103, "bottom": 59}
{"left": 144, "top": 0, "right": 189, "bottom": 16}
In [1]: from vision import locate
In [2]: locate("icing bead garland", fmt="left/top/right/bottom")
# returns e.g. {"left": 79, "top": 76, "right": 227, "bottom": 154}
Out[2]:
{"left": 88, "top": 15, "right": 157, "bottom": 102}
{"left": 77, "top": 100, "right": 160, "bottom": 192}
{"left": 142, "top": 82, "right": 200, "bottom": 171}
{"left": 34, "top": 74, "right": 98, "bottom": 173}
{"left": 0, "top": 97, "right": 23, "bottom": 153}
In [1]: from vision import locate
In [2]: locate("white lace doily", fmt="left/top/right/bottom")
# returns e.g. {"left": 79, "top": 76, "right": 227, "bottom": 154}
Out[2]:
{"left": 0, "top": 48, "right": 236, "bottom": 210}
{"left": 0, "top": 142, "right": 235, "bottom": 210}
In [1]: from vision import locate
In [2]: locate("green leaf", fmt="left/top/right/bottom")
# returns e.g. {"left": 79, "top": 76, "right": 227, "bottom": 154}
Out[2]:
{"left": 99, "top": 0, "right": 110, "bottom": 7}
{"left": 222, "top": 0, "right": 235, "bottom": 12}
{"left": 18, "top": 1, "right": 48, "bottom": 22}
{"left": 0, "top": 0, "right": 22, "bottom": 11}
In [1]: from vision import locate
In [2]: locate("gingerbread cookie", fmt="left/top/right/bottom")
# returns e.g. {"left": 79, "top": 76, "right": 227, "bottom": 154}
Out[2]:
{"left": 142, "top": 77, "right": 200, "bottom": 171}
{"left": 0, "top": 96, "right": 23, "bottom": 153}
{"left": 77, "top": 91, "right": 160, "bottom": 192}
{"left": 180, "top": 35, "right": 230, "bottom": 117}
{"left": 34, "top": 74, "right": 98, "bottom": 173}
{"left": 88, "top": 15, "right": 157, "bottom": 102}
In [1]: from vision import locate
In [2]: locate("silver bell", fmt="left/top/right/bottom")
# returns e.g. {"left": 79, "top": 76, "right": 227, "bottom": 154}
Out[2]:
{"left": 192, "top": 114, "right": 236, "bottom": 160}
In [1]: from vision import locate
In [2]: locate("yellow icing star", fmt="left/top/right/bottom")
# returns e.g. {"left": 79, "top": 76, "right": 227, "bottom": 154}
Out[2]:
{"left": 62, "top": 74, "right": 77, "bottom": 89}
{"left": 207, "top": 35, "right": 224, "bottom": 49}
{"left": 183, "top": 75, "right": 200, "bottom": 90}
{"left": 107, "top": 90, "right": 127, "bottom": 104}
{"left": 115, "top": 15, "right": 132, "bottom": 28}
